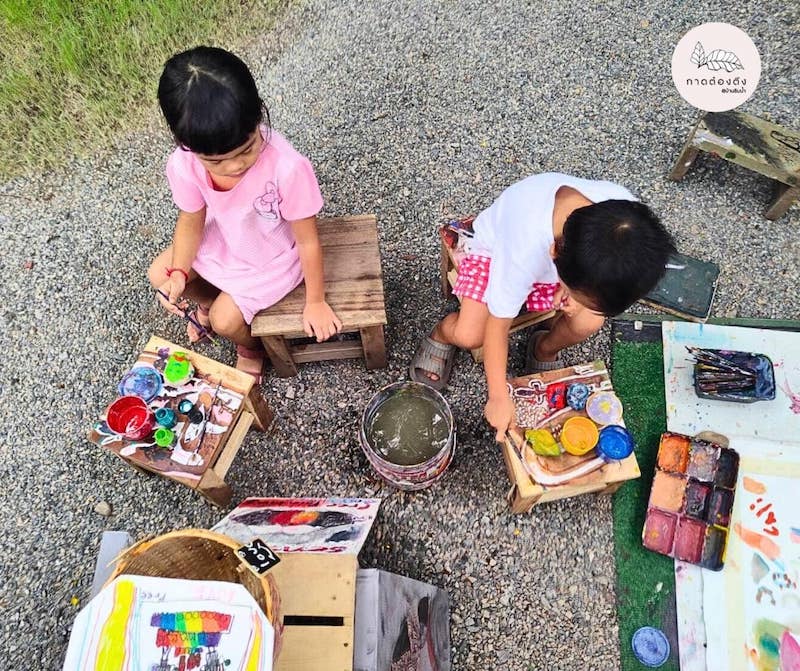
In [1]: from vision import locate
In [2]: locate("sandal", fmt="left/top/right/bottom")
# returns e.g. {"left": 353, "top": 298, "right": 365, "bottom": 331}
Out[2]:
{"left": 525, "top": 329, "right": 564, "bottom": 373}
{"left": 187, "top": 305, "right": 216, "bottom": 345}
{"left": 236, "top": 344, "right": 266, "bottom": 385}
{"left": 409, "top": 336, "right": 457, "bottom": 391}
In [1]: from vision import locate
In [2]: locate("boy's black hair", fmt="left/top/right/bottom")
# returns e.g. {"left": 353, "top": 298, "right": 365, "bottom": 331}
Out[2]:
{"left": 553, "top": 200, "right": 676, "bottom": 316}
{"left": 157, "top": 46, "right": 269, "bottom": 155}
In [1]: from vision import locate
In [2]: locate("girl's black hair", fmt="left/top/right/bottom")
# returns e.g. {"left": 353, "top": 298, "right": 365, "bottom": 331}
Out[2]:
{"left": 553, "top": 200, "right": 677, "bottom": 316}
{"left": 157, "top": 46, "right": 270, "bottom": 155}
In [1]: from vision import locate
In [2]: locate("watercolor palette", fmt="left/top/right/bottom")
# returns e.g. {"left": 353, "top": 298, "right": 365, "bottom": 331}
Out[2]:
{"left": 642, "top": 432, "right": 739, "bottom": 570}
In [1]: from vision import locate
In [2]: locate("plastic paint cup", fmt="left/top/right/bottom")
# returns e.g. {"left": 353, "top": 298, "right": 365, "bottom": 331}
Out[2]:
{"left": 106, "top": 396, "right": 155, "bottom": 440}
{"left": 585, "top": 391, "right": 624, "bottom": 425}
{"left": 560, "top": 416, "right": 599, "bottom": 455}
{"left": 178, "top": 399, "right": 194, "bottom": 415}
{"left": 117, "top": 366, "right": 163, "bottom": 402}
{"left": 154, "top": 407, "right": 177, "bottom": 429}
{"left": 596, "top": 425, "right": 634, "bottom": 461}
{"left": 154, "top": 427, "right": 175, "bottom": 448}
{"left": 632, "top": 626, "right": 670, "bottom": 667}
{"left": 164, "top": 352, "right": 194, "bottom": 386}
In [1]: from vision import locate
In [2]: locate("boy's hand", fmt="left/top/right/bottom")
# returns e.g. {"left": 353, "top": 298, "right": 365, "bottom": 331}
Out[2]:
{"left": 157, "top": 276, "right": 188, "bottom": 317}
{"left": 303, "top": 301, "right": 343, "bottom": 342}
{"left": 484, "top": 393, "right": 517, "bottom": 442}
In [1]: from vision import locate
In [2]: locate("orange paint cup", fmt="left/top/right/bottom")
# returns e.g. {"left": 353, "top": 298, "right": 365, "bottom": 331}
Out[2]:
{"left": 560, "top": 416, "right": 600, "bottom": 456}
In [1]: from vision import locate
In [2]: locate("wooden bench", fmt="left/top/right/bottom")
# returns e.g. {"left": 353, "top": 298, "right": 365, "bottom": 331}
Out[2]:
{"left": 440, "top": 237, "right": 557, "bottom": 363}
{"left": 669, "top": 111, "right": 800, "bottom": 220}
{"left": 251, "top": 215, "right": 388, "bottom": 377}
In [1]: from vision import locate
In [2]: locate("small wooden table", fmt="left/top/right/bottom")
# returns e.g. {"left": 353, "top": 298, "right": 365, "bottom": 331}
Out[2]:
{"left": 87, "top": 336, "right": 274, "bottom": 506}
{"left": 251, "top": 215, "right": 388, "bottom": 377}
{"left": 501, "top": 360, "right": 640, "bottom": 512}
{"left": 669, "top": 111, "right": 800, "bottom": 220}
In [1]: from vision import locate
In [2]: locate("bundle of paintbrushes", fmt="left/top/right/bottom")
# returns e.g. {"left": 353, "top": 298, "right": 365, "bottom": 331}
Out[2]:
{"left": 688, "top": 346, "right": 775, "bottom": 403}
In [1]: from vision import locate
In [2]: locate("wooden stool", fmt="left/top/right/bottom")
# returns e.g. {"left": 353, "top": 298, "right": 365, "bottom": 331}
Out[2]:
{"left": 440, "top": 238, "right": 556, "bottom": 363}
{"left": 251, "top": 215, "right": 387, "bottom": 377}
{"left": 88, "top": 336, "right": 274, "bottom": 507}
{"left": 669, "top": 111, "right": 800, "bottom": 220}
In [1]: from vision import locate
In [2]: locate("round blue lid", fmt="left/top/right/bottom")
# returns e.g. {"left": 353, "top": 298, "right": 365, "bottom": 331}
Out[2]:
{"left": 597, "top": 425, "right": 634, "bottom": 460}
{"left": 632, "top": 626, "right": 670, "bottom": 667}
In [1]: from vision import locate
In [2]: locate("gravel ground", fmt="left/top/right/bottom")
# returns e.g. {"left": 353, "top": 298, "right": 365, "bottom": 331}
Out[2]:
{"left": 1, "top": 1, "right": 798, "bottom": 669}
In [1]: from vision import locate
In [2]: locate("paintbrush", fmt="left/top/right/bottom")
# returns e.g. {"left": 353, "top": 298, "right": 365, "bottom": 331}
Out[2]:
{"left": 191, "top": 380, "right": 222, "bottom": 453}
{"left": 156, "top": 289, "right": 220, "bottom": 346}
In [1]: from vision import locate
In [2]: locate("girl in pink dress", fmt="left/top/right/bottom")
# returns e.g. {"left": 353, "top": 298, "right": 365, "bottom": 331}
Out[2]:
{"left": 148, "top": 46, "right": 341, "bottom": 381}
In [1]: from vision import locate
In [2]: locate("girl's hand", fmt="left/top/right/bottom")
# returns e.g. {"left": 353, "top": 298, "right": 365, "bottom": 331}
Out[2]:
{"left": 156, "top": 275, "right": 188, "bottom": 317}
{"left": 303, "top": 301, "right": 343, "bottom": 342}
{"left": 484, "top": 392, "right": 517, "bottom": 443}
{"left": 553, "top": 285, "right": 581, "bottom": 317}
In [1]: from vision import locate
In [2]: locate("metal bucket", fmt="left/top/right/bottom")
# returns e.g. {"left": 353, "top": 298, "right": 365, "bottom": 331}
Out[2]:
{"left": 359, "top": 381, "right": 456, "bottom": 490}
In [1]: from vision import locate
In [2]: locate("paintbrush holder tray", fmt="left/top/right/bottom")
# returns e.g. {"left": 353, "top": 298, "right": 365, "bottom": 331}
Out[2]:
{"left": 642, "top": 432, "right": 739, "bottom": 570}
{"left": 692, "top": 348, "right": 775, "bottom": 403}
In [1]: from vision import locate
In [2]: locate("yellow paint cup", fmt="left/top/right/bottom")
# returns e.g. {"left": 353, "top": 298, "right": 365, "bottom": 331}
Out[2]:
{"left": 560, "top": 416, "right": 600, "bottom": 456}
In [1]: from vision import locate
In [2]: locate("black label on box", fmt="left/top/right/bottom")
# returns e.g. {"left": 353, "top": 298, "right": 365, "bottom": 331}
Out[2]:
{"left": 237, "top": 538, "right": 280, "bottom": 575}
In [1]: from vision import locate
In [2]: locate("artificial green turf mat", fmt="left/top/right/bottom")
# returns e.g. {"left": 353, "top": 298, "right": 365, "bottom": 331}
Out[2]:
{"left": 611, "top": 340, "right": 679, "bottom": 670}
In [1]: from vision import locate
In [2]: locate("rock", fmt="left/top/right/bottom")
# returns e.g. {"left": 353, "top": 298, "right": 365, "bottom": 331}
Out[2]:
{"left": 94, "top": 501, "right": 112, "bottom": 517}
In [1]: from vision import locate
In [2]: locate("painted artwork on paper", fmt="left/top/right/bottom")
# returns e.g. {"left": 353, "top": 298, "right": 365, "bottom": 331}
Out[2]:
{"left": 212, "top": 497, "right": 381, "bottom": 554}
{"left": 88, "top": 346, "right": 244, "bottom": 480}
{"left": 63, "top": 575, "right": 274, "bottom": 671}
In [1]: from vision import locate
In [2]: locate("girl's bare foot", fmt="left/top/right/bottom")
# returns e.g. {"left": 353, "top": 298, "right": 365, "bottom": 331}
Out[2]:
{"left": 187, "top": 305, "right": 213, "bottom": 343}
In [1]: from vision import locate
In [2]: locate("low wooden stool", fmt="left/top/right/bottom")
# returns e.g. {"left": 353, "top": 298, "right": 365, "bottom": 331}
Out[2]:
{"left": 251, "top": 215, "right": 388, "bottom": 377}
{"left": 440, "top": 237, "right": 557, "bottom": 363}
{"left": 88, "top": 336, "right": 274, "bottom": 507}
{"left": 669, "top": 111, "right": 800, "bottom": 220}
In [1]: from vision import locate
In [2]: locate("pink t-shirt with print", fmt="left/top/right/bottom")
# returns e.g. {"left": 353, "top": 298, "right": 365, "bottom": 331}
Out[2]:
{"left": 166, "top": 128, "right": 323, "bottom": 323}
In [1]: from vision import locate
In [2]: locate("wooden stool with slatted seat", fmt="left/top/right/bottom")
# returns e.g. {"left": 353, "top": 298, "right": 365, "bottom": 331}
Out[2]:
{"left": 440, "top": 234, "right": 557, "bottom": 363}
{"left": 251, "top": 214, "right": 387, "bottom": 377}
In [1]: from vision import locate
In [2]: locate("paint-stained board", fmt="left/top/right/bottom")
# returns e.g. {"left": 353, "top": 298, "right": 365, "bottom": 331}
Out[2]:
{"left": 641, "top": 253, "right": 719, "bottom": 322}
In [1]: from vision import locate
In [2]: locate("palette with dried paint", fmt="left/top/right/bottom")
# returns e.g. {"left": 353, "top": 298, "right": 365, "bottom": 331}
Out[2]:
{"left": 642, "top": 432, "right": 739, "bottom": 570}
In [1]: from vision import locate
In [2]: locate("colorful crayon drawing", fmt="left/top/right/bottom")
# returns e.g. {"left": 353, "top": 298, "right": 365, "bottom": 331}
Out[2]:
{"left": 62, "top": 576, "right": 274, "bottom": 671}
{"left": 212, "top": 497, "right": 381, "bottom": 554}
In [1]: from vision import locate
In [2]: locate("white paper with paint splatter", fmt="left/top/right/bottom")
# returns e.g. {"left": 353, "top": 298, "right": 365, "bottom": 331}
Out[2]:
{"left": 663, "top": 322, "right": 800, "bottom": 671}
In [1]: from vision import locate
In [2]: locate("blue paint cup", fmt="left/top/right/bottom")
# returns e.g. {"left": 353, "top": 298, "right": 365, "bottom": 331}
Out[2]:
{"left": 597, "top": 425, "right": 634, "bottom": 461}
{"left": 632, "top": 626, "right": 670, "bottom": 667}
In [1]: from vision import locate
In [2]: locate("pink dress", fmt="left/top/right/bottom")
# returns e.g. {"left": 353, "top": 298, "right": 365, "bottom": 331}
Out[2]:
{"left": 165, "top": 128, "right": 323, "bottom": 323}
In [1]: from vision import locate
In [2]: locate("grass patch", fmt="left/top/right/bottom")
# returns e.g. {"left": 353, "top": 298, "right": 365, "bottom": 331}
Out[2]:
{"left": 0, "top": 0, "right": 283, "bottom": 180}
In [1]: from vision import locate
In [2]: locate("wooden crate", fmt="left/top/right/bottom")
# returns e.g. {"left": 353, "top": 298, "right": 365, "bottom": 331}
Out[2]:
{"left": 88, "top": 336, "right": 274, "bottom": 507}
{"left": 270, "top": 553, "right": 358, "bottom": 671}
{"left": 502, "top": 361, "right": 640, "bottom": 512}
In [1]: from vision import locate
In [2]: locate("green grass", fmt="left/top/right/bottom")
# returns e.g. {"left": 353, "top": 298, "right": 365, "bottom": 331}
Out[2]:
{"left": 0, "top": 0, "right": 282, "bottom": 180}
{"left": 611, "top": 340, "right": 679, "bottom": 671}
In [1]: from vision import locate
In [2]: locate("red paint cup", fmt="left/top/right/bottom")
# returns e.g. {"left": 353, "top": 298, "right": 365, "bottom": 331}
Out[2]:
{"left": 107, "top": 395, "right": 155, "bottom": 440}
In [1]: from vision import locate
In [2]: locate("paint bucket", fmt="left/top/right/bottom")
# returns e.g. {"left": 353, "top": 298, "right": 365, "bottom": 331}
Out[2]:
{"left": 596, "top": 425, "right": 634, "bottom": 461}
{"left": 631, "top": 626, "right": 670, "bottom": 667}
{"left": 359, "top": 381, "right": 455, "bottom": 491}
{"left": 107, "top": 395, "right": 155, "bottom": 440}
{"left": 164, "top": 352, "right": 194, "bottom": 386}
{"left": 117, "top": 365, "right": 162, "bottom": 402}
{"left": 560, "top": 416, "right": 599, "bottom": 455}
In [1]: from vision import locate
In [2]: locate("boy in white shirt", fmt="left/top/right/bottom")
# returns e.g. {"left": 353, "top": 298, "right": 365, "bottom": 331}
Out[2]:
{"left": 410, "top": 173, "right": 675, "bottom": 441}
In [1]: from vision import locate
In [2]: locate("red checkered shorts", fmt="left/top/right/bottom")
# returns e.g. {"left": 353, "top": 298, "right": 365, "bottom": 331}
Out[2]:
{"left": 452, "top": 254, "right": 560, "bottom": 312}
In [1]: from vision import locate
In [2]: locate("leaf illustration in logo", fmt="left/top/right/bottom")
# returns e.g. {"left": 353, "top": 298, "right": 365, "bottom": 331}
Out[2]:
{"left": 691, "top": 42, "right": 706, "bottom": 66}
{"left": 702, "top": 49, "right": 744, "bottom": 72}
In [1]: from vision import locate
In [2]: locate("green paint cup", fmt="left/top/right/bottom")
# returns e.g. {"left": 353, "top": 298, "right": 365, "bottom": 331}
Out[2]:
{"left": 154, "top": 427, "right": 175, "bottom": 448}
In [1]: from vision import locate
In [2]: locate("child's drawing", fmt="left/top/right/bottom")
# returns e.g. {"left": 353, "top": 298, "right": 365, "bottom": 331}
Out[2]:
{"left": 212, "top": 497, "right": 381, "bottom": 554}
{"left": 150, "top": 610, "right": 232, "bottom": 670}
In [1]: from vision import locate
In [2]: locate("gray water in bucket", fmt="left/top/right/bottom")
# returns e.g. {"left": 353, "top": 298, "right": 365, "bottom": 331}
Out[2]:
{"left": 360, "top": 382, "right": 456, "bottom": 489}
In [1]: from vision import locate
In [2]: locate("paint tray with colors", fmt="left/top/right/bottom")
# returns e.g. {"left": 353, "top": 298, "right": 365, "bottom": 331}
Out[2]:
{"left": 642, "top": 432, "right": 739, "bottom": 570}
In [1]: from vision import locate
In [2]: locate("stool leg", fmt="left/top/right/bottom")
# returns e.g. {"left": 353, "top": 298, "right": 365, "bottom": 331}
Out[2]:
{"left": 245, "top": 387, "right": 275, "bottom": 432}
{"left": 764, "top": 181, "right": 799, "bottom": 220}
{"left": 440, "top": 239, "right": 454, "bottom": 299}
{"left": 360, "top": 325, "right": 387, "bottom": 369}
{"left": 261, "top": 335, "right": 299, "bottom": 377}
{"left": 668, "top": 143, "right": 700, "bottom": 181}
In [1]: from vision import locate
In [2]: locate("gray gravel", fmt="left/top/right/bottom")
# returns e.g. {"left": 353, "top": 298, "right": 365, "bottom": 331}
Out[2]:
{"left": 1, "top": 1, "right": 798, "bottom": 669}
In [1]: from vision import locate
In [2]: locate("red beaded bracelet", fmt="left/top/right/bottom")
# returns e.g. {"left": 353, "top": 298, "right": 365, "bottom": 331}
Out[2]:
{"left": 165, "top": 267, "right": 189, "bottom": 282}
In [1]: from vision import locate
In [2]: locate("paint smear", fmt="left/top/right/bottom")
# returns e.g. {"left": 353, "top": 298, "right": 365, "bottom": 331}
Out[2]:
{"left": 95, "top": 578, "right": 135, "bottom": 669}
{"left": 780, "top": 631, "right": 800, "bottom": 671}
{"left": 651, "top": 471, "right": 686, "bottom": 512}
{"left": 744, "top": 476, "right": 767, "bottom": 494}
{"left": 734, "top": 523, "right": 781, "bottom": 561}
{"left": 751, "top": 553, "right": 769, "bottom": 583}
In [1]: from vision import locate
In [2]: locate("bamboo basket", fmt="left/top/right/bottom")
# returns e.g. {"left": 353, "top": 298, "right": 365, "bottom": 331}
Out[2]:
{"left": 107, "top": 528, "right": 282, "bottom": 657}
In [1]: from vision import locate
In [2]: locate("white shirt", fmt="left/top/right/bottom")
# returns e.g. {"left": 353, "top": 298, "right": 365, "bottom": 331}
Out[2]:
{"left": 468, "top": 172, "right": 637, "bottom": 318}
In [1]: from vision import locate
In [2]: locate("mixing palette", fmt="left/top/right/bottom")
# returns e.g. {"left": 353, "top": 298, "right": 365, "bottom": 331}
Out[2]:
{"left": 642, "top": 432, "right": 739, "bottom": 570}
